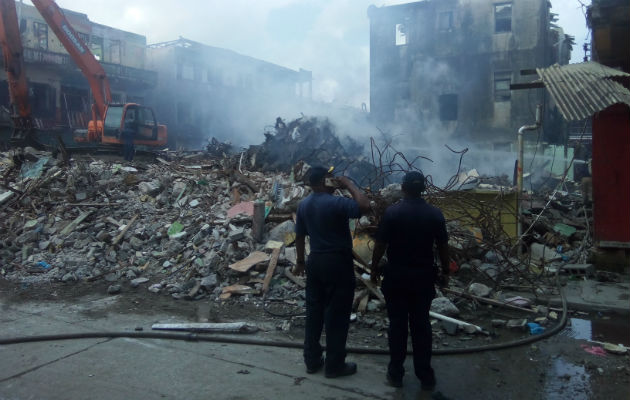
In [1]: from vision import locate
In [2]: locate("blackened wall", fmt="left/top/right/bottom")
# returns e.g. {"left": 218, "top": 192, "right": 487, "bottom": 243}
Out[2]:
{"left": 368, "top": 0, "right": 569, "bottom": 149}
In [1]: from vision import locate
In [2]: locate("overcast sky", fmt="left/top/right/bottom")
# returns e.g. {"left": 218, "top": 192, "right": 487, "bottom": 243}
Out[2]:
{"left": 45, "top": 0, "right": 592, "bottom": 106}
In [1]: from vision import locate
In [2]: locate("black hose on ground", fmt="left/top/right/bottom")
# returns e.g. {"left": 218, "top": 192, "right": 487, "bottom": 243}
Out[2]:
{"left": 0, "top": 279, "right": 568, "bottom": 355}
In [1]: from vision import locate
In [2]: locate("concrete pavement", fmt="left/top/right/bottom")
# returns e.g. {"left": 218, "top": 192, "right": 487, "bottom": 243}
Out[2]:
{"left": 1, "top": 282, "right": 628, "bottom": 400}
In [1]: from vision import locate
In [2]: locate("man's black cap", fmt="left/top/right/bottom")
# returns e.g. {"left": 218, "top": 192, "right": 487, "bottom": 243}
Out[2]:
{"left": 308, "top": 166, "right": 329, "bottom": 186}
{"left": 402, "top": 171, "right": 425, "bottom": 193}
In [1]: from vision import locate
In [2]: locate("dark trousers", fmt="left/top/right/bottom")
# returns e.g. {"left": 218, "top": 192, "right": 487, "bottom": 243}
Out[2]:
{"left": 382, "top": 266, "right": 436, "bottom": 381}
{"left": 123, "top": 141, "right": 134, "bottom": 161}
{"left": 304, "top": 250, "right": 355, "bottom": 372}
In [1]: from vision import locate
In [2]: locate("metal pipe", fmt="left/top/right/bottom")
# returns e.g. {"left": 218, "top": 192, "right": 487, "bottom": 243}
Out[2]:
{"left": 517, "top": 105, "right": 542, "bottom": 255}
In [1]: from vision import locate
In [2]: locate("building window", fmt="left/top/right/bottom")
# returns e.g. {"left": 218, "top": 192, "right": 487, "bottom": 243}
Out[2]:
{"left": 395, "top": 23, "right": 407, "bottom": 46}
{"left": 494, "top": 71, "right": 511, "bottom": 102}
{"left": 34, "top": 22, "right": 48, "bottom": 50}
{"left": 438, "top": 11, "right": 453, "bottom": 31}
{"left": 177, "top": 102, "right": 191, "bottom": 124}
{"left": 176, "top": 64, "right": 182, "bottom": 80}
{"left": 77, "top": 32, "right": 89, "bottom": 46}
{"left": 182, "top": 65, "right": 194, "bottom": 80}
{"left": 109, "top": 40, "right": 121, "bottom": 64}
{"left": 439, "top": 94, "right": 458, "bottom": 121}
{"left": 90, "top": 36, "right": 103, "bottom": 60}
{"left": 494, "top": 3, "right": 512, "bottom": 33}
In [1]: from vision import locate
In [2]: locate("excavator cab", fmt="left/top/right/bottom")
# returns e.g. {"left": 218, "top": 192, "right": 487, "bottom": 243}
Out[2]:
{"left": 101, "top": 104, "right": 165, "bottom": 146}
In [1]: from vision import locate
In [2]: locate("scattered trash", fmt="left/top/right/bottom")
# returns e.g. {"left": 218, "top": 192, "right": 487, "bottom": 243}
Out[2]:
{"left": 527, "top": 322, "right": 545, "bottom": 335}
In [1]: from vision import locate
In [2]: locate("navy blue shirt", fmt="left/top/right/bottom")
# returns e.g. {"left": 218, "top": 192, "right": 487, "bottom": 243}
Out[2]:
{"left": 295, "top": 192, "right": 361, "bottom": 253}
{"left": 375, "top": 198, "right": 448, "bottom": 268}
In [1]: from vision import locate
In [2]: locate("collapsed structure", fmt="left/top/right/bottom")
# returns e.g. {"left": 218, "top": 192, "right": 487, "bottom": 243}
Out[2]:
{"left": 0, "top": 114, "right": 607, "bottom": 345}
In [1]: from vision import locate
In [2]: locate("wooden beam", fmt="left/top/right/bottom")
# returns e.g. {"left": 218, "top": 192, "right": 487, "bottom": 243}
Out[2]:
{"left": 112, "top": 214, "right": 139, "bottom": 246}
{"left": 284, "top": 267, "right": 306, "bottom": 288}
{"left": 262, "top": 247, "right": 282, "bottom": 294}
{"left": 510, "top": 81, "right": 545, "bottom": 90}
{"left": 60, "top": 211, "right": 93, "bottom": 236}
{"left": 355, "top": 271, "right": 385, "bottom": 303}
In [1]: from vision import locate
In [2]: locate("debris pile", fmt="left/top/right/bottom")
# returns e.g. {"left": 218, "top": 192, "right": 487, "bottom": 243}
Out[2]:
{"left": 248, "top": 116, "right": 377, "bottom": 186}
{"left": 0, "top": 119, "right": 611, "bottom": 347}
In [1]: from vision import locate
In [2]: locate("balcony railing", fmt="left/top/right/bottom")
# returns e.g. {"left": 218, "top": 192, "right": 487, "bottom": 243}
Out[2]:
{"left": 17, "top": 47, "right": 157, "bottom": 87}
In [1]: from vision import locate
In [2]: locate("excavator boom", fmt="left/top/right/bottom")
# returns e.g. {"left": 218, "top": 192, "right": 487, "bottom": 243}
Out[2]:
{"left": 31, "top": 0, "right": 111, "bottom": 121}
{"left": 0, "top": 0, "right": 35, "bottom": 145}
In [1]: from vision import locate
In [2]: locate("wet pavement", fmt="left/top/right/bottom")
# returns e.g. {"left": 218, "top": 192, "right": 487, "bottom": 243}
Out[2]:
{"left": 1, "top": 292, "right": 629, "bottom": 400}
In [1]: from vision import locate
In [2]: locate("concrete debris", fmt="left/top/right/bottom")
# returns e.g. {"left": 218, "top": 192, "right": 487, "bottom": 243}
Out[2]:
{"left": 0, "top": 130, "right": 612, "bottom": 346}
{"left": 468, "top": 283, "right": 491, "bottom": 298}
{"left": 431, "top": 297, "right": 460, "bottom": 316}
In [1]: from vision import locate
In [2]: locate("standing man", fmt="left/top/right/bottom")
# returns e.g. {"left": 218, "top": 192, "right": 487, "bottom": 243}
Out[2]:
{"left": 370, "top": 171, "right": 449, "bottom": 390}
{"left": 294, "top": 166, "right": 370, "bottom": 378}
{"left": 122, "top": 110, "right": 137, "bottom": 162}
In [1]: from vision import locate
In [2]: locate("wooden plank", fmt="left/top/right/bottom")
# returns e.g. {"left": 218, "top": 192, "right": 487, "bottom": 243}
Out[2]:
{"left": 355, "top": 271, "right": 385, "bottom": 303}
{"left": 112, "top": 214, "right": 139, "bottom": 246}
{"left": 229, "top": 251, "right": 270, "bottom": 273}
{"left": 221, "top": 284, "right": 257, "bottom": 295}
{"left": 65, "top": 202, "right": 115, "bottom": 207}
{"left": 262, "top": 247, "right": 282, "bottom": 294}
{"left": 357, "top": 293, "right": 369, "bottom": 313}
{"left": 284, "top": 267, "right": 306, "bottom": 288}
{"left": 106, "top": 217, "right": 122, "bottom": 227}
{"left": 60, "top": 211, "right": 93, "bottom": 236}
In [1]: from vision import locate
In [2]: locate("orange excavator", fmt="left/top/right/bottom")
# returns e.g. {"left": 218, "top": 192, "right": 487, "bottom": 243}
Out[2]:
{"left": 0, "top": 0, "right": 167, "bottom": 149}
{"left": 0, "top": 0, "right": 36, "bottom": 147}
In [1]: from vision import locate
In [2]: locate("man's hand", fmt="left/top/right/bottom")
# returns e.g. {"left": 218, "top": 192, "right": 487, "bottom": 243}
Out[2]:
{"left": 336, "top": 176, "right": 352, "bottom": 189}
{"left": 292, "top": 261, "right": 305, "bottom": 276}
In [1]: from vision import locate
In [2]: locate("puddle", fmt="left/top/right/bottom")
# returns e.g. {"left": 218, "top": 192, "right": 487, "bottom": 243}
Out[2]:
{"left": 562, "top": 317, "right": 630, "bottom": 346}
{"left": 542, "top": 357, "right": 591, "bottom": 400}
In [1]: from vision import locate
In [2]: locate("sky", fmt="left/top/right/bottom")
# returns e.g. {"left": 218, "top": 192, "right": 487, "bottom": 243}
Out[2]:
{"left": 37, "top": 0, "right": 593, "bottom": 108}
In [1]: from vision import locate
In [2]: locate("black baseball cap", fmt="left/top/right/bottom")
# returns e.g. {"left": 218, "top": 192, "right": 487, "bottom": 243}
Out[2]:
{"left": 402, "top": 171, "right": 425, "bottom": 193}
{"left": 308, "top": 166, "right": 329, "bottom": 186}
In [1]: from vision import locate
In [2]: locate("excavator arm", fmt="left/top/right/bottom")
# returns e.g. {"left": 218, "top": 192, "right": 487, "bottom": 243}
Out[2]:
{"left": 31, "top": 0, "right": 111, "bottom": 121}
{"left": 0, "top": 0, "right": 35, "bottom": 145}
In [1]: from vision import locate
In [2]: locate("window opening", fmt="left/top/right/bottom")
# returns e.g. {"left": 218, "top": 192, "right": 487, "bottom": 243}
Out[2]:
{"left": 90, "top": 36, "right": 103, "bottom": 60}
{"left": 395, "top": 23, "right": 407, "bottom": 46}
{"left": 439, "top": 94, "right": 458, "bottom": 121}
{"left": 438, "top": 11, "right": 453, "bottom": 31}
{"left": 494, "top": 3, "right": 512, "bottom": 33}
{"left": 34, "top": 22, "right": 48, "bottom": 50}
{"left": 494, "top": 71, "right": 512, "bottom": 102}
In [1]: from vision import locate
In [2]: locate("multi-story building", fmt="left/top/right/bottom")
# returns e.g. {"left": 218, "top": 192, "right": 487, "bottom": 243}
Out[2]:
{"left": 0, "top": 2, "right": 156, "bottom": 130}
{"left": 368, "top": 0, "right": 572, "bottom": 150}
{"left": 146, "top": 38, "right": 312, "bottom": 149}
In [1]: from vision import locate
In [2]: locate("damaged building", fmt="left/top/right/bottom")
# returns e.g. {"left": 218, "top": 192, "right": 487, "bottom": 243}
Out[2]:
{"left": 146, "top": 38, "right": 313, "bottom": 150}
{"left": 368, "top": 0, "right": 573, "bottom": 150}
{"left": 1, "top": 2, "right": 313, "bottom": 151}
{"left": 0, "top": 2, "right": 155, "bottom": 132}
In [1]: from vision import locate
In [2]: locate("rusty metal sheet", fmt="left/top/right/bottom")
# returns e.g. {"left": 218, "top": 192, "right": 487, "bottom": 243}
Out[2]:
{"left": 536, "top": 62, "right": 630, "bottom": 121}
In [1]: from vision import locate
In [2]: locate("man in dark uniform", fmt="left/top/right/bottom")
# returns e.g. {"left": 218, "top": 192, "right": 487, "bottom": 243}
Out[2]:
{"left": 294, "top": 166, "right": 370, "bottom": 378}
{"left": 371, "top": 171, "right": 449, "bottom": 390}
{"left": 122, "top": 111, "right": 137, "bottom": 162}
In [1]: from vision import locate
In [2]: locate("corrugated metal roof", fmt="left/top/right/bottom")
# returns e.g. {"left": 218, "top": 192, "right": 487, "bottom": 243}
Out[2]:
{"left": 536, "top": 62, "right": 630, "bottom": 121}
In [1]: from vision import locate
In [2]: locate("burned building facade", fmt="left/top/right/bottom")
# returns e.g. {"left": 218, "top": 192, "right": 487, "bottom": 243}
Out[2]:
{"left": 146, "top": 38, "right": 312, "bottom": 150}
{"left": 0, "top": 2, "right": 156, "bottom": 130}
{"left": 368, "top": 0, "right": 571, "bottom": 149}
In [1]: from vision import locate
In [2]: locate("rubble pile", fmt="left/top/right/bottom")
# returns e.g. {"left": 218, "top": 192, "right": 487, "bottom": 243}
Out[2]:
{"left": 248, "top": 116, "right": 377, "bottom": 186}
{"left": 0, "top": 139, "right": 611, "bottom": 347}
{"left": 0, "top": 148, "right": 309, "bottom": 302}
